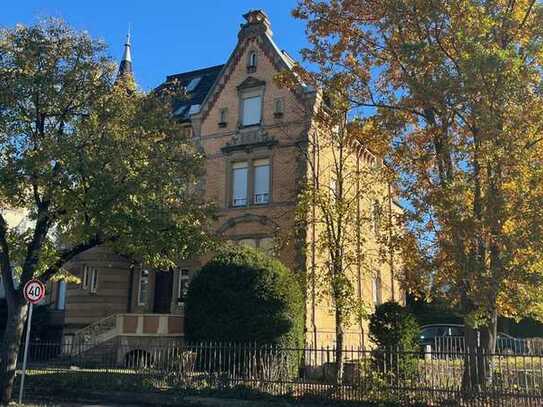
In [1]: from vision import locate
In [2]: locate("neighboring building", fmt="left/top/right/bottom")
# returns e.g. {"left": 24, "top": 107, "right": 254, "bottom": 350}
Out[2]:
{"left": 45, "top": 10, "right": 403, "bottom": 353}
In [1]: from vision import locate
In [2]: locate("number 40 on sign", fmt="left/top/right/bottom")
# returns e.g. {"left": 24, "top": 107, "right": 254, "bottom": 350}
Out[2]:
{"left": 19, "top": 279, "right": 46, "bottom": 404}
{"left": 23, "top": 279, "right": 46, "bottom": 304}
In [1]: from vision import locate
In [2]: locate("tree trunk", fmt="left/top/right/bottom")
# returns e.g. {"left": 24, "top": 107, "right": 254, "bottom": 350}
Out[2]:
{"left": 462, "top": 310, "right": 497, "bottom": 393}
{"left": 0, "top": 301, "right": 27, "bottom": 405}
{"left": 334, "top": 308, "right": 344, "bottom": 385}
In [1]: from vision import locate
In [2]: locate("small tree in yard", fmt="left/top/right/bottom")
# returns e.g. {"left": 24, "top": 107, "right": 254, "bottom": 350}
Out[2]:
{"left": 369, "top": 301, "right": 420, "bottom": 379}
{"left": 0, "top": 20, "right": 214, "bottom": 404}
{"left": 276, "top": 72, "right": 394, "bottom": 386}
{"left": 295, "top": 0, "right": 543, "bottom": 390}
{"left": 185, "top": 244, "right": 304, "bottom": 349}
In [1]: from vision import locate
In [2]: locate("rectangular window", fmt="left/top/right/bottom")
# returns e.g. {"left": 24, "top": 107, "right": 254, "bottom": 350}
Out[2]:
{"left": 241, "top": 96, "right": 262, "bottom": 126}
{"left": 372, "top": 274, "right": 382, "bottom": 306}
{"left": 219, "top": 108, "right": 228, "bottom": 126}
{"left": 239, "top": 238, "right": 257, "bottom": 248}
{"left": 274, "top": 98, "right": 284, "bottom": 117}
{"left": 57, "top": 281, "right": 66, "bottom": 310}
{"left": 138, "top": 269, "right": 149, "bottom": 306}
{"left": 82, "top": 265, "right": 90, "bottom": 289}
{"left": 373, "top": 200, "right": 381, "bottom": 235}
{"left": 253, "top": 158, "right": 270, "bottom": 204}
{"left": 90, "top": 268, "right": 98, "bottom": 294}
{"left": 232, "top": 161, "right": 248, "bottom": 207}
{"left": 177, "top": 269, "right": 190, "bottom": 305}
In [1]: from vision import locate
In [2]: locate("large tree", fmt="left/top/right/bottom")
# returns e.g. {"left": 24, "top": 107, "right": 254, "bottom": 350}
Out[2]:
{"left": 295, "top": 0, "right": 543, "bottom": 390}
{"left": 0, "top": 20, "right": 213, "bottom": 403}
{"left": 277, "top": 71, "right": 392, "bottom": 384}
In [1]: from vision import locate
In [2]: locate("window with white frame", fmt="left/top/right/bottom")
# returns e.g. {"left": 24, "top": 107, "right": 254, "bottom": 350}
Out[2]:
{"left": 177, "top": 269, "right": 190, "bottom": 305}
{"left": 138, "top": 268, "right": 149, "bottom": 306}
{"left": 253, "top": 158, "right": 270, "bottom": 204}
{"left": 81, "top": 265, "right": 90, "bottom": 289}
{"left": 241, "top": 95, "right": 262, "bottom": 126}
{"left": 232, "top": 161, "right": 249, "bottom": 207}
{"left": 90, "top": 268, "right": 98, "bottom": 294}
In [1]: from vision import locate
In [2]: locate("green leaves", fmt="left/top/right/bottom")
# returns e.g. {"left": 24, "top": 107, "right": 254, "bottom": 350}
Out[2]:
{"left": 0, "top": 19, "right": 214, "bottom": 287}
{"left": 295, "top": 0, "right": 543, "bottom": 325}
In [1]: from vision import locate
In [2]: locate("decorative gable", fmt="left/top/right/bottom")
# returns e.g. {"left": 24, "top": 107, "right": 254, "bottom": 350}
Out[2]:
{"left": 197, "top": 11, "right": 304, "bottom": 123}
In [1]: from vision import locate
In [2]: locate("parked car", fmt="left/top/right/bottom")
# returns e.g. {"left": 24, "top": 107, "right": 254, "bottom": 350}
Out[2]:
{"left": 420, "top": 323, "right": 528, "bottom": 354}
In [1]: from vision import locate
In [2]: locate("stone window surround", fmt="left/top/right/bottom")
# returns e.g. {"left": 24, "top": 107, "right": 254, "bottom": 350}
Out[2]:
{"left": 225, "top": 150, "right": 273, "bottom": 209}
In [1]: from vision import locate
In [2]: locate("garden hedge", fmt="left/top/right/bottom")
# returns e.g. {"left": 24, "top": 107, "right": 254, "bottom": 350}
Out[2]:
{"left": 185, "top": 244, "right": 304, "bottom": 349}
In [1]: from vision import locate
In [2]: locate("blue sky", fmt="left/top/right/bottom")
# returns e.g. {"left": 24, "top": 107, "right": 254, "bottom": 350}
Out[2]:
{"left": 2, "top": 1, "right": 308, "bottom": 90}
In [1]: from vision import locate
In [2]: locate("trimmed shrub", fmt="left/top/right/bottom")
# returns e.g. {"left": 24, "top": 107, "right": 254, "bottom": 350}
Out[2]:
{"left": 185, "top": 244, "right": 304, "bottom": 349}
{"left": 369, "top": 301, "right": 420, "bottom": 379}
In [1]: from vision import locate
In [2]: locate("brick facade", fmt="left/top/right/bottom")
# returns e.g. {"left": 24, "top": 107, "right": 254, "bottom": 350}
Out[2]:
{"left": 56, "top": 10, "right": 404, "bottom": 349}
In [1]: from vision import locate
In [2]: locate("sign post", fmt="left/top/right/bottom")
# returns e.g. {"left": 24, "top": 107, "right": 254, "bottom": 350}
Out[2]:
{"left": 19, "top": 279, "right": 46, "bottom": 404}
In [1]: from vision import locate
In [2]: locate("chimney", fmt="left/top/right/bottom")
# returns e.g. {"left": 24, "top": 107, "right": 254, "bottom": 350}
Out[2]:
{"left": 239, "top": 9, "right": 272, "bottom": 40}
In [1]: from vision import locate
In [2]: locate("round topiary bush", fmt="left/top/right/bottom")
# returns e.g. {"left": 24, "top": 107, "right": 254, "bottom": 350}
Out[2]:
{"left": 185, "top": 244, "right": 304, "bottom": 348}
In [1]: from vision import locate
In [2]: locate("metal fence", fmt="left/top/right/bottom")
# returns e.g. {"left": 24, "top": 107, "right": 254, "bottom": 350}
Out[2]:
{"left": 18, "top": 340, "right": 543, "bottom": 406}
{"left": 431, "top": 336, "right": 542, "bottom": 355}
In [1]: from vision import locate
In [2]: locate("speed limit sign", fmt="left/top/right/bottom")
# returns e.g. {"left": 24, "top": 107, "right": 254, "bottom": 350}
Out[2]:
{"left": 19, "top": 278, "right": 46, "bottom": 404}
{"left": 23, "top": 279, "right": 46, "bottom": 304}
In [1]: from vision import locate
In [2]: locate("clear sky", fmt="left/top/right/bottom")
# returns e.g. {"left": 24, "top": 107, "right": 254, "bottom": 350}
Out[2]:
{"left": 2, "top": 1, "right": 308, "bottom": 90}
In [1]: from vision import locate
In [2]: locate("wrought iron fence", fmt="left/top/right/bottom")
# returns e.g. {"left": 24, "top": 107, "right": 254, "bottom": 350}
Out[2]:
{"left": 431, "top": 336, "right": 539, "bottom": 355}
{"left": 17, "top": 340, "right": 543, "bottom": 406}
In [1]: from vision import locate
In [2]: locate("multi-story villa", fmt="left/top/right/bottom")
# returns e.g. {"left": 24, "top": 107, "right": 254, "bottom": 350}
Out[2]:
{"left": 31, "top": 10, "right": 404, "bottom": 354}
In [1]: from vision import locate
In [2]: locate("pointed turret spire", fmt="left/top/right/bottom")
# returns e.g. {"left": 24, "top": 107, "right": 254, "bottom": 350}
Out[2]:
{"left": 118, "top": 28, "right": 133, "bottom": 79}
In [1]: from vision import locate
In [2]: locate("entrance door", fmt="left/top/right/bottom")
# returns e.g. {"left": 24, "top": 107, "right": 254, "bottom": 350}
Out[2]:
{"left": 153, "top": 271, "right": 173, "bottom": 314}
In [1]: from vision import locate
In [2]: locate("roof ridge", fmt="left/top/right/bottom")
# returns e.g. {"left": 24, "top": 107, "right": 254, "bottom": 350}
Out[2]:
{"left": 166, "top": 64, "right": 225, "bottom": 81}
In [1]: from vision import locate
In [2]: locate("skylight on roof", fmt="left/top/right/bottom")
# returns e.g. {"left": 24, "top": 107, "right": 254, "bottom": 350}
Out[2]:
{"left": 188, "top": 104, "right": 201, "bottom": 115}
{"left": 186, "top": 77, "right": 202, "bottom": 92}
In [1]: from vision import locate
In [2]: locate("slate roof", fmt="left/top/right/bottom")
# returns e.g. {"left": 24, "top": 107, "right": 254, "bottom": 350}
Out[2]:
{"left": 156, "top": 64, "right": 224, "bottom": 121}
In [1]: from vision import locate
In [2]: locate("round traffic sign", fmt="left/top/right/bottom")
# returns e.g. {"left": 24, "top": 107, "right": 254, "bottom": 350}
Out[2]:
{"left": 23, "top": 279, "right": 46, "bottom": 304}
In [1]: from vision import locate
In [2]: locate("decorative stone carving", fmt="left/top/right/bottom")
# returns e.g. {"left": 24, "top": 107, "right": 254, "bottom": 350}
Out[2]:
{"left": 222, "top": 129, "right": 277, "bottom": 154}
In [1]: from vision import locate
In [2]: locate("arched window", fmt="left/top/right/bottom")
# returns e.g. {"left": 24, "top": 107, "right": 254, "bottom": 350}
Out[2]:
{"left": 247, "top": 51, "right": 257, "bottom": 72}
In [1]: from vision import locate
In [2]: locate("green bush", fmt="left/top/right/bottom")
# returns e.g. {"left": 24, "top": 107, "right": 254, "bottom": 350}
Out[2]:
{"left": 369, "top": 301, "right": 420, "bottom": 380}
{"left": 185, "top": 245, "right": 304, "bottom": 349}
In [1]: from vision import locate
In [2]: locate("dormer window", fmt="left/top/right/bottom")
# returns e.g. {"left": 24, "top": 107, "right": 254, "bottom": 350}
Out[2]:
{"left": 247, "top": 51, "right": 257, "bottom": 73}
